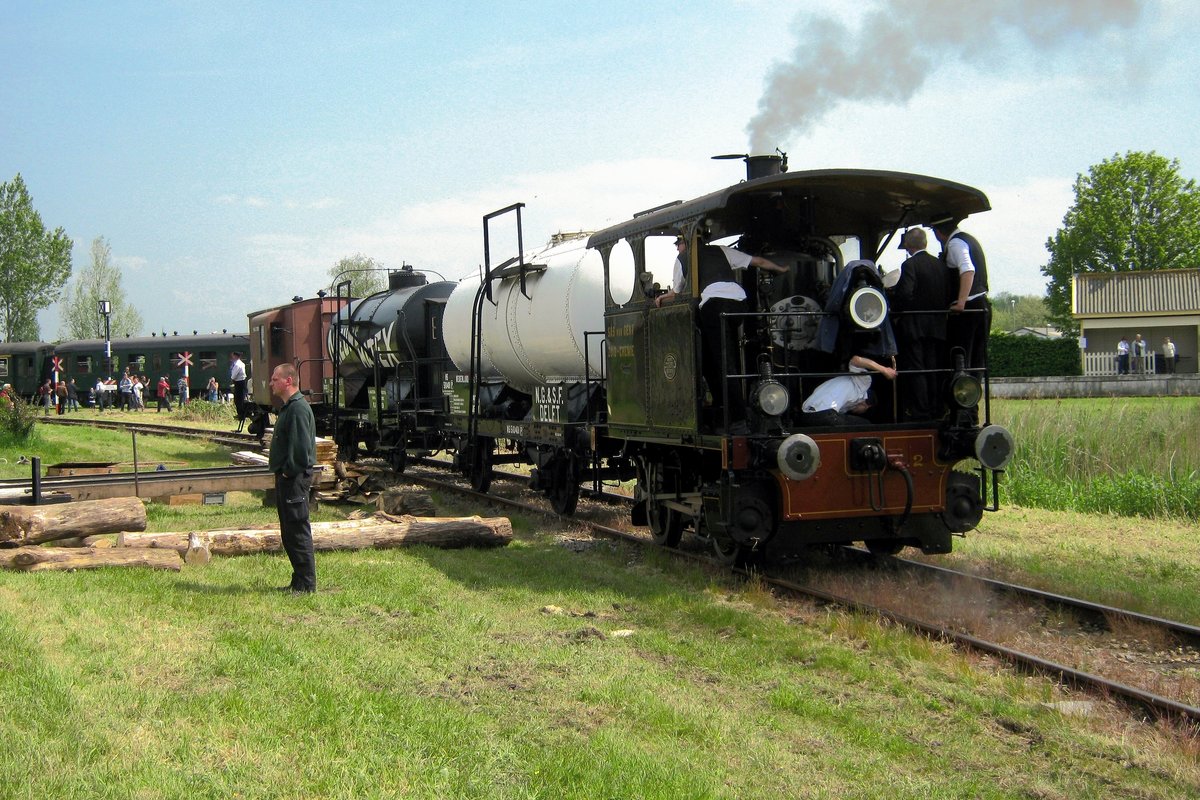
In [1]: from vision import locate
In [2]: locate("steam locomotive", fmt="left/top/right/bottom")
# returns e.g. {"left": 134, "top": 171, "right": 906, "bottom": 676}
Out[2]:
{"left": 250, "top": 156, "right": 1013, "bottom": 564}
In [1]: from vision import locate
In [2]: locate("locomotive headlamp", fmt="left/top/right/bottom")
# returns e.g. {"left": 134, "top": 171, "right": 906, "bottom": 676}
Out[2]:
{"left": 847, "top": 285, "right": 888, "bottom": 330}
{"left": 948, "top": 373, "right": 982, "bottom": 409}
{"left": 974, "top": 425, "right": 1015, "bottom": 470}
{"left": 752, "top": 379, "right": 790, "bottom": 417}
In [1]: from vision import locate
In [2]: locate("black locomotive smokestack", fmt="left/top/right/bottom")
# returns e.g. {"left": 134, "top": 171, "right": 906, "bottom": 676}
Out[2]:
{"left": 712, "top": 151, "right": 789, "bottom": 182}
{"left": 746, "top": 154, "right": 786, "bottom": 180}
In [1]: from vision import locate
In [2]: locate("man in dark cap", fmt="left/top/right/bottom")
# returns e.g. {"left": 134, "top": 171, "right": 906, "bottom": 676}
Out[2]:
{"left": 889, "top": 228, "right": 954, "bottom": 420}
{"left": 930, "top": 214, "right": 990, "bottom": 371}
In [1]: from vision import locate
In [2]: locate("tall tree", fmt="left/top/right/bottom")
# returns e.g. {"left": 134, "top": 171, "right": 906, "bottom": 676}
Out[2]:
{"left": 1041, "top": 151, "right": 1200, "bottom": 334}
{"left": 59, "top": 236, "right": 144, "bottom": 340}
{"left": 989, "top": 292, "right": 1052, "bottom": 333}
{"left": 0, "top": 174, "right": 73, "bottom": 341}
{"left": 327, "top": 254, "right": 386, "bottom": 298}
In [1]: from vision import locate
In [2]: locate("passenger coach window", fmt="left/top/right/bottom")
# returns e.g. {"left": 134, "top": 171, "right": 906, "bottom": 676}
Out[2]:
{"left": 75, "top": 356, "right": 92, "bottom": 373}
{"left": 200, "top": 352, "right": 217, "bottom": 370}
{"left": 0, "top": 358, "right": 8, "bottom": 378}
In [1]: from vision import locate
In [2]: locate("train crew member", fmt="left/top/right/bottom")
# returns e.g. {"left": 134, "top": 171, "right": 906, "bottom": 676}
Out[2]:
{"left": 657, "top": 235, "right": 787, "bottom": 429}
{"left": 653, "top": 236, "right": 690, "bottom": 308}
{"left": 888, "top": 228, "right": 952, "bottom": 420}
{"left": 799, "top": 354, "right": 897, "bottom": 426}
{"left": 930, "top": 215, "right": 990, "bottom": 371}
{"left": 230, "top": 351, "right": 248, "bottom": 416}
{"left": 268, "top": 363, "right": 317, "bottom": 594}
{"left": 94, "top": 377, "right": 107, "bottom": 411}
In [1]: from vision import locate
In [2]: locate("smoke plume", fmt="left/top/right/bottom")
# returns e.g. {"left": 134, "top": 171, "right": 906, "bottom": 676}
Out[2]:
{"left": 747, "top": 0, "right": 1144, "bottom": 153}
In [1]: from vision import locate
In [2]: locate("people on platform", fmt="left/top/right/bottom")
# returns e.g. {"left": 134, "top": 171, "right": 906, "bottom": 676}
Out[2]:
{"left": 1163, "top": 337, "right": 1177, "bottom": 374}
{"left": 1116, "top": 335, "right": 1130, "bottom": 375}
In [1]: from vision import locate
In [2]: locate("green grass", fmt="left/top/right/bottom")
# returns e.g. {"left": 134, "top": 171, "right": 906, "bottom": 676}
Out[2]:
{"left": 0, "top": 403, "right": 1196, "bottom": 796}
{"left": 2, "top": 537, "right": 1196, "bottom": 799}
{"left": 992, "top": 396, "right": 1200, "bottom": 519}
{"left": 0, "top": 418, "right": 235, "bottom": 479}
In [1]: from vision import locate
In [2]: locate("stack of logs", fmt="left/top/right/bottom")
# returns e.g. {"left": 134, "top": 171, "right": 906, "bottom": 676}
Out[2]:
{"left": 0, "top": 491, "right": 512, "bottom": 572}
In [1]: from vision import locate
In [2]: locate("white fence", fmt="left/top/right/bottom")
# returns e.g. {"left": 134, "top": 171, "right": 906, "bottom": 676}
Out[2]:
{"left": 1083, "top": 350, "right": 1161, "bottom": 376}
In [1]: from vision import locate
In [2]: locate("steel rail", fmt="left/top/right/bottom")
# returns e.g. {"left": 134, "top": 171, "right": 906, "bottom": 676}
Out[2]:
{"left": 880, "top": 553, "right": 1200, "bottom": 647}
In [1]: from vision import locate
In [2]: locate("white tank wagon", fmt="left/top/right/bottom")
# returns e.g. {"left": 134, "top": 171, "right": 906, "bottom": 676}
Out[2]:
{"left": 442, "top": 239, "right": 607, "bottom": 394}
{"left": 327, "top": 270, "right": 455, "bottom": 408}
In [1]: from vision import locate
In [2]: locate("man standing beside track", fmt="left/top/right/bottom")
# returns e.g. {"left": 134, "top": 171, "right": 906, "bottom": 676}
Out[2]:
{"left": 268, "top": 364, "right": 317, "bottom": 594}
{"left": 229, "top": 351, "right": 248, "bottom": 419}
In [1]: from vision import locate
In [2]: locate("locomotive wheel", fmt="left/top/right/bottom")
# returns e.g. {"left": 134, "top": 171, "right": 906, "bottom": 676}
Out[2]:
{"left": 711, "top": 535, "right": 750, "bottom": 568}
{"left": 469, "top": 438, "right": 493, "bottom": 494}
{"left": 637, "top": 458, "right": 685, "bottom": 547}
{"left": 647, "top": 501, "right": 683, "bottom": 548}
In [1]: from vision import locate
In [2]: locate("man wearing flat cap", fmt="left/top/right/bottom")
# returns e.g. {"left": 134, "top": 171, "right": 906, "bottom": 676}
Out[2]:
{"left": 929, "top": 214, "right": 990, "bottom": 372}
{"left": 889, "top": 227, "right": 954, "bottom": 420}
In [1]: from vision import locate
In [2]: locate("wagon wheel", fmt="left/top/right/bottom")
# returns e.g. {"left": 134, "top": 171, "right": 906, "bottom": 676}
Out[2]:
{"left": 469, "top": 437, "right": 493, "bottom": 494}
{"left": 547, "top": 456, "right": 580, "bottom": 516}
{"left": 388, "top": 446, "right": 408, "bottom": 474}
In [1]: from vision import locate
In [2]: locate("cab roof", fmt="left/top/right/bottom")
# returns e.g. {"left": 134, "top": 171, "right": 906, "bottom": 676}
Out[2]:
{"left": 587, "top": 168, "right": 990, "bottom": 250}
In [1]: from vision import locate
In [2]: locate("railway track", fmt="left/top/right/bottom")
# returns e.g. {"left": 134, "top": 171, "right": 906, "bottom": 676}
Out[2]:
{"left": 37, "top": 416, "right": 259, "bottom": 448}
{"left": 398, "top": 460, "right": 1200, "bottom": 726}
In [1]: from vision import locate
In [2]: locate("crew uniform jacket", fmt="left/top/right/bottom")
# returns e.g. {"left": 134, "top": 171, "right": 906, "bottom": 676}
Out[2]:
{"left": 268, "top": 393, "right": 316, "bottom": 478}
{"left": 268, "top": 391, "right": 317, "bottom": 592}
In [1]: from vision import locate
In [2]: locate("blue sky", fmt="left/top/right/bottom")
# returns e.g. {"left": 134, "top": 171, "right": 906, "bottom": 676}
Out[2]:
{"left": 4, "top": 0, "right": 1198, "bottom": 338}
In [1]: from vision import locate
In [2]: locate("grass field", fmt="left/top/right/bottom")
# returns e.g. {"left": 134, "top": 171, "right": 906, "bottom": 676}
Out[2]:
{"left": 3, "top": 523, "right": 1198, "bottom": 799}
{"left": 991, "top": 397, "right": 1200, "bottom": 519}
{"left": 1, "top": 409, "right": 1198, "bottom": 797}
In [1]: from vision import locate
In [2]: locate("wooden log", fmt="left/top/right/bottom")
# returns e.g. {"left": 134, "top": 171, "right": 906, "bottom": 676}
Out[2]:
{"left": 185, "top": 532, "right": 211, "bottom": 566}
{"left": 0, "top": 545, "right": 181, "bottom": 572}
{"left": 376, "top": 488, "right": 436, "bottom": 517}
{"left": 0, "top": 497, "right": 147, "bottom": 546}
{"left": 121, "top": 513, "right": 513, "bottom": 556}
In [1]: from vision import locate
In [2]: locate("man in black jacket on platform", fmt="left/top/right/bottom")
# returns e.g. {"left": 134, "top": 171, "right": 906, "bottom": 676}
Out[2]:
{"left": 268, "top": 364, "right": 317, "bottom": 594}
{"left": 888, "top": 228, "right": 954, "bottom": 420}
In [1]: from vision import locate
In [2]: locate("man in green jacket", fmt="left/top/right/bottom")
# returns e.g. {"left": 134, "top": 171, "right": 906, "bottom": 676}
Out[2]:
{"left": 268, "top": 364, "right": 317, "bottom": 594}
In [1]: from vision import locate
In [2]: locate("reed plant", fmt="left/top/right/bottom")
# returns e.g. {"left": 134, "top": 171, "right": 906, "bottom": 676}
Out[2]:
{"left": 992, "top": 397, "right": 1200, "bottom": 519}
